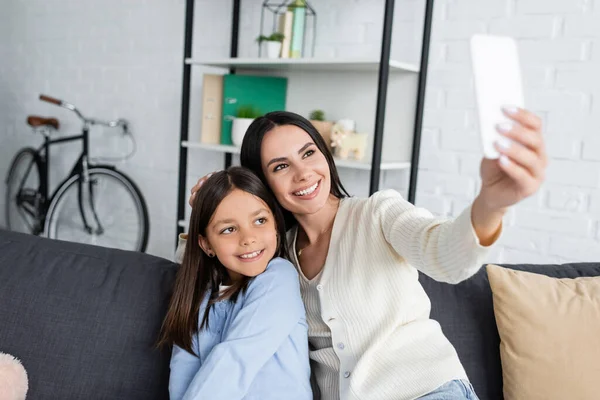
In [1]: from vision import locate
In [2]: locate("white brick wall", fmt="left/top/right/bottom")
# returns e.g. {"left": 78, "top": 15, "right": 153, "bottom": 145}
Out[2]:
{"left": 1, "top": 0, "right": 600, "bottom": 264}
{"left": 420, "top": 0, "right": 600, "bottom": 264}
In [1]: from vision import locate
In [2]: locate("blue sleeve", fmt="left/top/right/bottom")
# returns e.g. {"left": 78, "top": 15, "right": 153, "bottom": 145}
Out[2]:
{"left": 169, "top": 335, "right": 201, "bottom": 400}
{"left": 181, "top": 259, "right": 305, "bottom": 400}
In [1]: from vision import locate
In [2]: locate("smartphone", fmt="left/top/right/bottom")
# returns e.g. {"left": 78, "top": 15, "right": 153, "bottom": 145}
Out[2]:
{"left": 470, "top": 34, "right": 525, "bottom": 159}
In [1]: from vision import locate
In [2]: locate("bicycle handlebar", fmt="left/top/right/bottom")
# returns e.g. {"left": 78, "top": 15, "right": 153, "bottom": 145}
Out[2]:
{"left": 39, "top": 94, "right": 129, "bottom": 134}
{"left": 39, "top": 94, "right": 63, "bottom": 106}
{"left": 89, "top": 118, "right": 129, "bottom": 130}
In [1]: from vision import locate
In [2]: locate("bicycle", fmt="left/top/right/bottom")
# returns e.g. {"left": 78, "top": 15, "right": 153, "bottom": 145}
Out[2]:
{"left": 5, "top": 94, "right": 149, "bottom": 252}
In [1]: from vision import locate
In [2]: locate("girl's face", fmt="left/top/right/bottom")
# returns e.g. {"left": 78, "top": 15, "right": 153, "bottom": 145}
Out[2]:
{"left": 260, "top": 124, "right": 332, "bottom": 216}
{"left": 199, "top": 189, "right": 278, "bottom": 282}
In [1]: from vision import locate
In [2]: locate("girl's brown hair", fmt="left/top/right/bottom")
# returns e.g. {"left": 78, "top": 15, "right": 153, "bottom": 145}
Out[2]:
{"left": 157, "top": 166, "right": 289, "bottom": 354}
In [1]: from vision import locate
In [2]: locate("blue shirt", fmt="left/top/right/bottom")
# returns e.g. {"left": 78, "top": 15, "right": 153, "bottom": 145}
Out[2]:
{"left": 169, "top": 257, "right": 312, "bottom": 400}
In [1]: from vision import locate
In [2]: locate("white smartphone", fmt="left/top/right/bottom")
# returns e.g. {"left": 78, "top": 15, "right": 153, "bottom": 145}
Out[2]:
{"left": 470, "top": 34, "right": 525, "bottom": 159}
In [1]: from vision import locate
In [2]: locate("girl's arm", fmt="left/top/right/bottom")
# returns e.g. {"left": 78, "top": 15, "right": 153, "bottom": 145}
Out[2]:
{"left": 169, "top": 335, "right": 201, "bottom": 400}
{"left": 374, "top": 190, "right": 500, "bottom": 284}
{"left": 181, "top": 259, "right": 306, "bottom": 400}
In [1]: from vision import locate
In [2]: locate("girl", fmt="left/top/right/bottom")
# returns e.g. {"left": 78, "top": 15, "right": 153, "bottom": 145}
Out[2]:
{"left": 185, "top": 108, "right": 547, "bottom": 399}
{"left": 159, "top": 166, "right": 312, "bottom": 400}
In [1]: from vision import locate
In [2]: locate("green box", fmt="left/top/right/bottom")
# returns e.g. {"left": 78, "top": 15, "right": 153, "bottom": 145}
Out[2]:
{"left": 221, "top": 74, "right": 288, "bottom": 145}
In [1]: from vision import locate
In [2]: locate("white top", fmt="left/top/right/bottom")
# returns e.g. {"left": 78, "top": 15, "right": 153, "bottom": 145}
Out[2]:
{"left": 288, "top": 190, "right": 499, "bottom": 400}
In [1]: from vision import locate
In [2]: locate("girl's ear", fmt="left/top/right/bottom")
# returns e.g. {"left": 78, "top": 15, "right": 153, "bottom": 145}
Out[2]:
{"left": 198, "top": 235, "right": 215, "bottom": 258}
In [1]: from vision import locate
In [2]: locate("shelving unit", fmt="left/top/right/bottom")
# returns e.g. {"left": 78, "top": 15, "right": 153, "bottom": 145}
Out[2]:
{"left": 176, "top": 0, "right": 434, "bottom": 238}
{"left": 182, "top": 141, "right": 412, "bottom": 171}
{"left": 185, "top": 57, "right": 420, "bottom": 73}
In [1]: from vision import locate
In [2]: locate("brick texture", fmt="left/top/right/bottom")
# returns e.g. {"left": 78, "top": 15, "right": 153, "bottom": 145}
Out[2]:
{"left": 1, "top": 0, "right": 599, "bottom": 263}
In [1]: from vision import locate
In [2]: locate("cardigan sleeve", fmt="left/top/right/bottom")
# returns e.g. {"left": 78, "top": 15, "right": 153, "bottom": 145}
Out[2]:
{"left": 372, "top": 189, "right": 501, "bottom": 284}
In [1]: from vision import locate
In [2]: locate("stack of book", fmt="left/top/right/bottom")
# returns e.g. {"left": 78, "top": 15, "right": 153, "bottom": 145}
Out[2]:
{"left": 279, "top": 0, "right": 306, "bottom": 59}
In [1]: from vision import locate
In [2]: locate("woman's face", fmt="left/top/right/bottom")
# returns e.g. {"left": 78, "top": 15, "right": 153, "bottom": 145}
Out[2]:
{"left": 260, "top": 124, "right": 332, "bottom": 216}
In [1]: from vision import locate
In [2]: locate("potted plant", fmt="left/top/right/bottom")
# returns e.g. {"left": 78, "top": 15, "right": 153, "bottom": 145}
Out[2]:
{"left": 232, "top": 105, "right": 262, "bottom": 146}
{"left": 309, "top": 110, "right": 334, "bottom": 149}
{"left": 257, "top": 32, "right": 285, "bottom": 59}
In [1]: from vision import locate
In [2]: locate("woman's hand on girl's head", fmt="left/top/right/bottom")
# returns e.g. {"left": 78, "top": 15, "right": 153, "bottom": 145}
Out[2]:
{"left": 188, "top": 172, "right": 218, "bottom": 207}
{"left": 478, "top": 106, "right": 547, "bottom": 212}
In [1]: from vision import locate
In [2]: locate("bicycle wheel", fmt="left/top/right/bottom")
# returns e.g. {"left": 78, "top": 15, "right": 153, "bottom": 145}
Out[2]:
{"left": 5, "top": 148, "right": 42, "bottom": 234}
{"left": 44, "top": 167, "right": 149, "bottom": 252}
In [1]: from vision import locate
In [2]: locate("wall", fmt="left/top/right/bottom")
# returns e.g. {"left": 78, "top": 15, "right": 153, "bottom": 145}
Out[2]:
{"left": 1, "top": 0, "right": 599, "bottom": 263}
{"left": 423, "top": 0, "right": 600, "bottom": 263}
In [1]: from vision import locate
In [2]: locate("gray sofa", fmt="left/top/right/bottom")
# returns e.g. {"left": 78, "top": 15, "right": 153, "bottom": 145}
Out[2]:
{"left": 1, "top": 229, "right": 599, "bottom": 399}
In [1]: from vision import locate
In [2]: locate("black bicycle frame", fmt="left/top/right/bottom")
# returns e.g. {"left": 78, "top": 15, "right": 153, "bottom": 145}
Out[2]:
{"left": 37, "top": 128, "right": 88, "bottom": 202}
{"left": 21, "top": 125, "right": 108, "bottom": 234}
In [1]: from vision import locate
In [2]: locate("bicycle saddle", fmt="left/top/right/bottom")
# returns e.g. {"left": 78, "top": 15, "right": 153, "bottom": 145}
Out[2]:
{"left": 27, "top": 116, "right": 60, "bottom": 130}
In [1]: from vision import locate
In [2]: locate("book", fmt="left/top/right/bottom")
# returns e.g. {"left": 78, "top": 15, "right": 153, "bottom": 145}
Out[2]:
{"left": 278, "top": 11, "right": 293, "bottom": 58}
{"left": 220, "top": 75, "right": 288, "bottom": 145}
{"left": 289, "top": 0, "right": 306, "bottom": 58}
{"left": 200, "top": 74, "right": 223, "bottom": 144}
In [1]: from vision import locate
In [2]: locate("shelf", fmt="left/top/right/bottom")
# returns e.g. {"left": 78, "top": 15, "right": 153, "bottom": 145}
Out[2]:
{"left": 182, "top": 141, "right": 411, "bottom": 171}
{"left": 186, "top": 58, "right": 420, "bottom": 73}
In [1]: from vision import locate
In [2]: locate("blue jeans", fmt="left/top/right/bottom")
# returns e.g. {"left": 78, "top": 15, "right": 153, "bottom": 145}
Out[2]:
{"left": 417, "top": 380, "right": 480, "bottom": 399}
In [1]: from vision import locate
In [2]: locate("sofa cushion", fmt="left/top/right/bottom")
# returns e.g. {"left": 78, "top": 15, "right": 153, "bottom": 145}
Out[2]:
{"left": 0, "top": 230, "right": 178, "bottom": 400}
{"left": 487, "top": 264, "right": 600, "bottom": 400}
{"left": 419, "top": 262, "right": 600, "bottom": 400}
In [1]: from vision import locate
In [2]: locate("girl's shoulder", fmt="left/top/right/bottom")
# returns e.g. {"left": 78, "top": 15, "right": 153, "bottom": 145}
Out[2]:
{"left": 248, "top": 257, "right": 299, "bottom": 288}
{"left": 265, "top": 257, "right": 298, "bottom": 276}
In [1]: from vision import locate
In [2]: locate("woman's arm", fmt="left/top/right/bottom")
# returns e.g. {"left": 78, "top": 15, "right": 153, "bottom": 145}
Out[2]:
{"left": 474, "top": 107, "right": 546, "bottom": 242}
{"left": 375, "top": 190, "right": 493, "bottom": 284}
{"left": 180, "top": 259, "right": 307, "bottom": 400}
{"left": 377, "top": 108, "right": 545, "bottom": 284}
{"left": 169, "top": 336, "right": 201, "bottom": 400}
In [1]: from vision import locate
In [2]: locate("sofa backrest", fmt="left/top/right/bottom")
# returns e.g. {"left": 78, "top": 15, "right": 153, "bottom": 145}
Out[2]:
{"left": 420, "top": 262, "right": 600, "bottom": 400}
{"left": 0, "top": 230, "right": 178, "bottom": 400}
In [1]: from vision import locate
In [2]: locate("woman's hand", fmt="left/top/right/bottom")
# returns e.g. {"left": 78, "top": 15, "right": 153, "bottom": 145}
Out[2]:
{"left": 479, "top": 106, "right": 547, "bottom": 211}
{"left": 188, "top": 171, "right": 218, "bottom": 207}
{"left": 472, "top": 107, "right": 547, "bottom": 245}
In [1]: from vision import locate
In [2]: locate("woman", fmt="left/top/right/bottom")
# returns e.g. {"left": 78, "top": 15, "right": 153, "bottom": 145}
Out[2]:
{"left": 182, "top": 107, "right": 547, "bottom": 399}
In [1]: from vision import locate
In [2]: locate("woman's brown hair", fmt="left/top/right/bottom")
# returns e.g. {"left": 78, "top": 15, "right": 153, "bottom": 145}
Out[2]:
{"left": 157, "top": 166, "right": 289, "bottom": 354}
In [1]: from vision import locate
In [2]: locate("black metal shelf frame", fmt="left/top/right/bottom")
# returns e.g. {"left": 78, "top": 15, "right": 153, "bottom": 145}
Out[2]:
{"left": 176, "top": 0, "right": 435, "bottom": 240}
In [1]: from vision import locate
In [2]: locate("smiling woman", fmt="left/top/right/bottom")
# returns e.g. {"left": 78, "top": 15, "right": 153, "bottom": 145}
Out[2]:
{"left": 184, "top": 108, "right": 547, "bottom": 399}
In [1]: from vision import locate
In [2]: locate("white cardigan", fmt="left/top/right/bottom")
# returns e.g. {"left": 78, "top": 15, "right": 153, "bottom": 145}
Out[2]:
{"left": 176, "top": 189, "right": 499, "bottom": 399}
{"left": 289, "top": 190, "right": 498, "bottom": 400}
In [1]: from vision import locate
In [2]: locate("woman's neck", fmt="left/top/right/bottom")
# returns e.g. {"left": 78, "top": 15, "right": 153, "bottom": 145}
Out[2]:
{"left": 294, "top": 194, "right": 340, "bottom": 244}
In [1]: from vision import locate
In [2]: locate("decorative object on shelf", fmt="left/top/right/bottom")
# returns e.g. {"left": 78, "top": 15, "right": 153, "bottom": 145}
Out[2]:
{"left": 330, "top": 120, "right": 368, "bottom": 161}
{"left": 221, "top": 74, "right": 288, "bottom": 145}
{"left": 308, "top": 109, "right": 334, "bottom": 149}
{"left": 232, "top": 105, "right": 262, "bottom": 146}
{"left": 337, "top": 119, "right": 356, "bottom": 132}
{"left": 259, "top": 1, "right": 316, "bottom": 58}
{"left": 200, "top": 74, "right": 224, "bottom": 144}
{"left": 256, "top": 32, "right": 285, "bottom": 59}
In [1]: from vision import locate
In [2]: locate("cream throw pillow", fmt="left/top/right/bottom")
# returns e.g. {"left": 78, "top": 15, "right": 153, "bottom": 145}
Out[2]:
{"left": 487, "top": 264, "right": 600, "bottom": 400}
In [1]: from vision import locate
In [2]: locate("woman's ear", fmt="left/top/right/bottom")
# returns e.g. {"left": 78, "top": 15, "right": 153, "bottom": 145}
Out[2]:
{"left": 198, "top": 235, "right": 215, "bottom": 258}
